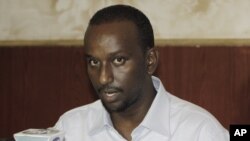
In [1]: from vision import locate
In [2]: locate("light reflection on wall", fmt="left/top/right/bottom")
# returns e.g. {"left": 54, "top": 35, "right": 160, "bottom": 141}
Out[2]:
{"left": 0, "top": 0, "right": 250, "bottom": 40}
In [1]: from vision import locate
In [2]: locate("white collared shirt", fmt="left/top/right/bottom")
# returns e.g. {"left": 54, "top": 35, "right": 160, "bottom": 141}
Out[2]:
{"left": 54, "top": 76, "right": 229, "bottom": 141}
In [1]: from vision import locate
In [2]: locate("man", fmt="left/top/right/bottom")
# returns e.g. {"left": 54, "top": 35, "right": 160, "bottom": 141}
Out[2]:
{"left": 55, "top": 4, "right": 229, "bottom": 141}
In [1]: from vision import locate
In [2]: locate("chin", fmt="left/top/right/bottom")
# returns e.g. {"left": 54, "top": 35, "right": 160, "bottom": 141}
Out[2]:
{"left": 102, "top": 101, "right": 128, "bottom": 113}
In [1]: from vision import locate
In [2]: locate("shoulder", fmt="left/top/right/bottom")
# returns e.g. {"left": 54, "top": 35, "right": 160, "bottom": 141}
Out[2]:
{"left": 168, "top": 94, "right": 229, "bottom": 140}
{"left": 61, "top": 100, "right": 102, "bottom": 116}
{"left": 54, "top": 100, "right": 102, "bottom": 129}
{"left": 169, "top": 94, "right": 216, "bottom": 121}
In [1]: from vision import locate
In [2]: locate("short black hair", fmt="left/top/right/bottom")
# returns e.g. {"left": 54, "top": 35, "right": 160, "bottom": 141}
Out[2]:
{"left": 87, "top": 4, "right": 154, "bottom": 52}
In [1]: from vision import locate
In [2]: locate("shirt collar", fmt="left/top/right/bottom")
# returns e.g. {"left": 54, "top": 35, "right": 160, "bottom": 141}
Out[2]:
{"left": 140, "top": 76, "right": 170, "bottom": 137}
{"left": 88, "top": 76, "right": 170, "bottom": 137}
{"left": 88, "top": 102, "right": 112, "bottom": 135}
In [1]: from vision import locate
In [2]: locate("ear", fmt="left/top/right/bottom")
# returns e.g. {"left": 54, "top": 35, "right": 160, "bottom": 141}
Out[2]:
{"left": 146, "top": 47, "right": 159, "bottom": 75}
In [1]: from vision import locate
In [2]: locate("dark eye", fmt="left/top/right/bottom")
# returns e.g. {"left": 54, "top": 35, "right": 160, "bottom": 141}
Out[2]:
{"left": 88, "top": 59, "right": 100, "bottom": 67}
{"left": 113, "top": 57, "right": 126, "bottom": 65}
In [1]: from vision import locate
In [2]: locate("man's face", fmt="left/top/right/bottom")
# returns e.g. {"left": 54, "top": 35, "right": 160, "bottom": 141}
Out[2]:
{"left": 84, "top": 21, "right": 148, "bottom": 112}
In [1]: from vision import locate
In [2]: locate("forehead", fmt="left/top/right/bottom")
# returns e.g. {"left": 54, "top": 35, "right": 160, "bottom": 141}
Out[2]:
{"left": 85, "top": 20, "right": 139, "bottom": 39}
{"left": 84, "top": 21, "right": 141, "bottom": 52}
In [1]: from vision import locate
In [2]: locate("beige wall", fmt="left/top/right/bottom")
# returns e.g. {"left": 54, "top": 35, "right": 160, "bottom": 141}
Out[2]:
{"left": 0, "top": 0, "right": 250, "bottom": 41}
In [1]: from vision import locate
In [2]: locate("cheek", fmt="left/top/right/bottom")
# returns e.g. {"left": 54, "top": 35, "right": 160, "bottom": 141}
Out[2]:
{"left": 114, "top": 63, "right": 146, "bottom": 86}
{"left": 87, "top": 68, "right": 98, "bottom": 85}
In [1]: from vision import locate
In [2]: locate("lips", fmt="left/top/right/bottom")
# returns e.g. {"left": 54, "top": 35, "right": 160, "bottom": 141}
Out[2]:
{"left": 99, "top": 87, "right": 122, "bottom": 103}
{"left": 105, "top": 91, "right": 117, "bottom": 97}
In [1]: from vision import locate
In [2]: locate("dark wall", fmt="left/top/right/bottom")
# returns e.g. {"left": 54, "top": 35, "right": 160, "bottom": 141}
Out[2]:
{"left": 0, "top": 46, "right": 249, "bottom": 138}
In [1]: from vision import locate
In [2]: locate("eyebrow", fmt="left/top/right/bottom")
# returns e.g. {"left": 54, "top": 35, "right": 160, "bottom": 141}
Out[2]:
{"left": 108, "top": 50, "right": 126, "bottom": 56}
{"left": 84, "top": 54, "right": 94, "bottom": 60}
{"left": 86, "top": 49, "right": 130, "bottom": 57}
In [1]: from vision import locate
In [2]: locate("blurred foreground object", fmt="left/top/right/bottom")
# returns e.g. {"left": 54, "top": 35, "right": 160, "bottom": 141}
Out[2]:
{"left": 14, "top": 128, "right": 64, "bottom": 141}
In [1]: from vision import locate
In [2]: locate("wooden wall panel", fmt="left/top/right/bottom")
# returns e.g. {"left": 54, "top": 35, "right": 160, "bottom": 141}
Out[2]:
{"left": 0, "top": 46, "right": 249, "bottom": 138}
{"left": 0, "top": 47, "right": 97, "bottom": 138}
{"left": 155, "top": 47, "right": 250, "bottom": 129}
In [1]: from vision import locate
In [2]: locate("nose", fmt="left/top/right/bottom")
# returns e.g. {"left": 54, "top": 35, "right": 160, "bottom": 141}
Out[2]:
{"left": 99, "top": 62, "right": 113, "bottom": 85}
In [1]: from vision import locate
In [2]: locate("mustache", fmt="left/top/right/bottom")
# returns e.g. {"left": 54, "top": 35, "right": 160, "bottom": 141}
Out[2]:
{"left": 97, "top": 85, "right": 123, "bottom": 93}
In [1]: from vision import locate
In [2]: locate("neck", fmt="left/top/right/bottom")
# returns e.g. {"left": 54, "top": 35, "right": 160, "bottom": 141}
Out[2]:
{"left": 109, "top": 77, "right": 156, "bottom": 139}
